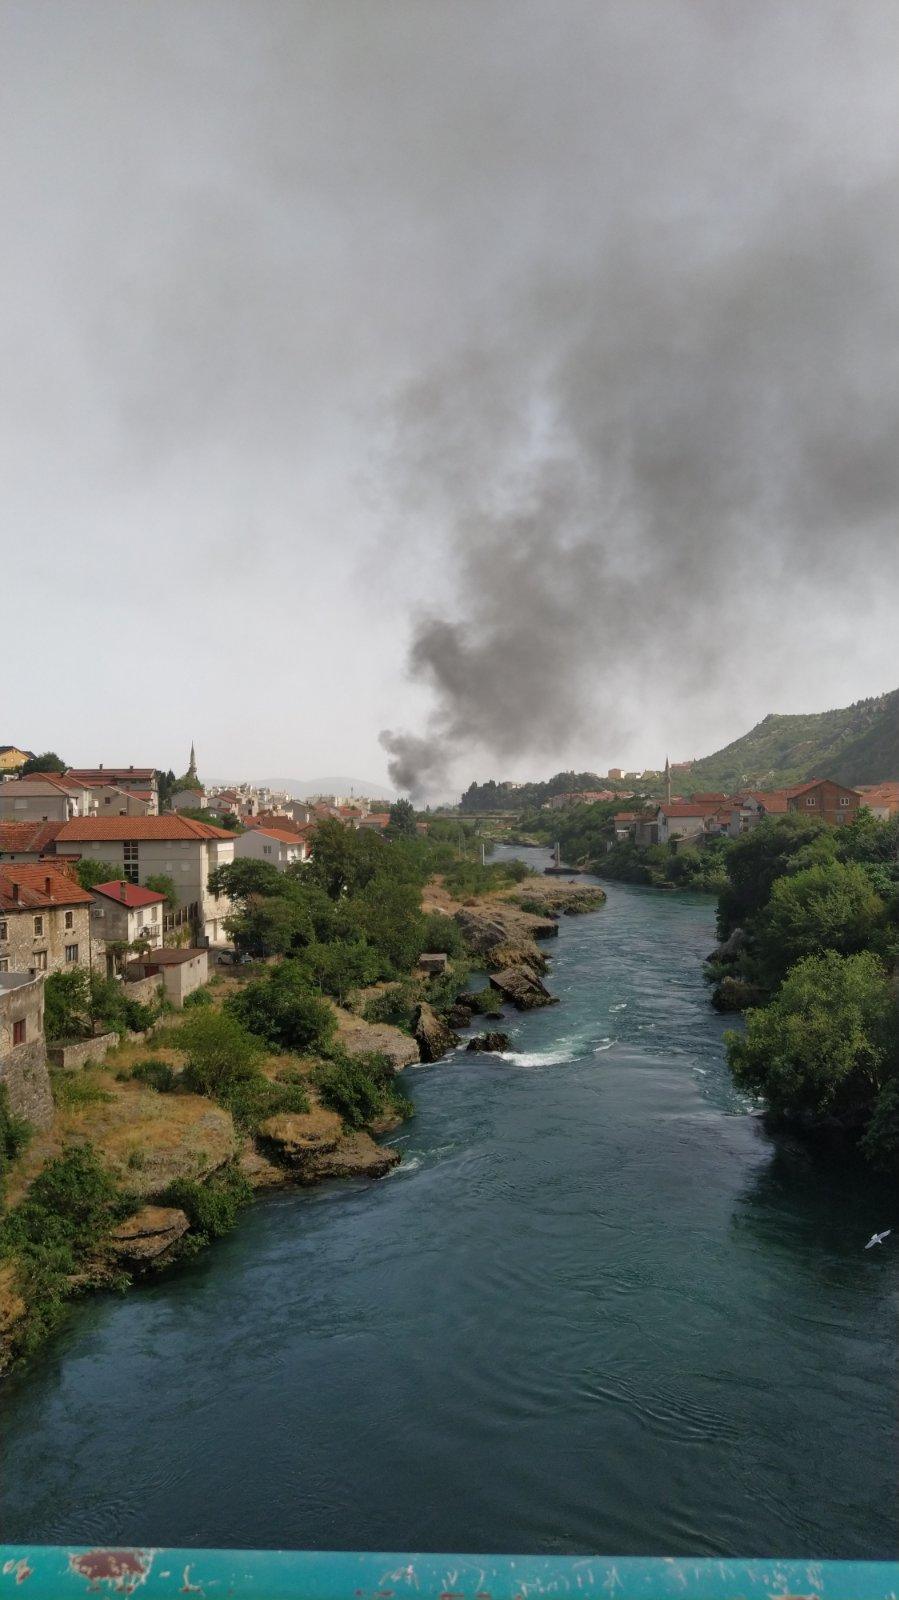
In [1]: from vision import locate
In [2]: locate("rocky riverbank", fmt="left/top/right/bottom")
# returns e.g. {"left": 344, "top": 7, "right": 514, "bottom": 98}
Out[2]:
{"left": 0, "top": 874, "right": 605, "bottom": 1372}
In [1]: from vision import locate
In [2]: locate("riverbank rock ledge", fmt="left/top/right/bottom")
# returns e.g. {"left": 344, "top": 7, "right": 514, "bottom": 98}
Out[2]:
{"left": 108, "top": 1205, "right": 190, "bottom": 1268}
{"left": 257, "top": 1109, "right": 400, "bottom": 1182}
{"left": 489, "top": 965, "right": 558, "bottom": 1010}
{"left": 413, "top": 1002, "right": 459, "bottom": 1062}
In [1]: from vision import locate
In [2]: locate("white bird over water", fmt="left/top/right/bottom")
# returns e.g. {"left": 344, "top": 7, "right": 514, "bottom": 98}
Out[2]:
{"left": 865, "top": 1230, "right": 891, "bottom": 1249}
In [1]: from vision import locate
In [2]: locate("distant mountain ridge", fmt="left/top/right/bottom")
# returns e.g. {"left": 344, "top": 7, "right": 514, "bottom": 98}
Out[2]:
{"left": 683, "top": 688, "right": 899, "bottom": 792}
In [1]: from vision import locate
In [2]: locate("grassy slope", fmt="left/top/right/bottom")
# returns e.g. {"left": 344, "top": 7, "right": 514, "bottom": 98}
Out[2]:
{"left": 684, "top": 688, "right": 899, "bottom": 791}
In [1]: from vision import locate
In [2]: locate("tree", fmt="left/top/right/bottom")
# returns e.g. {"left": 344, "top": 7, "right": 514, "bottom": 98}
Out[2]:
{"left": 75, "top": 858, "right": 117, "bottom": 892}
{"left": 716, "top": 813, "right": 832, "bottom": 939}
{"left": 20, "top": 751, "right": 66, "bottom": 775}
{"left": 297, "top": 938, "right": 381, "bottom": 1004}
{"left": 208, "top": 859, "right": 284, "bottom": 903}
{"left": 145, "top": 873, "right": 178, "bottom": 911}
{"left": 306, "top": 819, "right": 383, "bottom": 900}
{"left": 756, "top": 860, "right": 890, "bottom": 987}
{"left": 225, "top": 962, "right": 337, "bottom": 1053}
{"left": 726, "top": 950, "right": 897, "bottom": 1131}
{"left": 177, "top": 1009, "right": 264, "bottom": 1097}
{"left": 156, "top": 769, "right": 177, "bottom": 811}
{"left": 387, "top": 798, "right": 417, "bottom": 839}
{"left": 352, "top": 876, "right": 425, "bottom": 974}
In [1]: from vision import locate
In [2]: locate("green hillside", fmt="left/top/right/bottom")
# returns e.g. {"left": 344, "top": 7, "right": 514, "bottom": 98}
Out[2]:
{"left": 683, "top": 689, "right": 899, "bottom": 792}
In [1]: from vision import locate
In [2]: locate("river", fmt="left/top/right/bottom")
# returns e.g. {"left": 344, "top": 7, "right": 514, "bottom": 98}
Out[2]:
{"left": 1, "top": 848, "right": 895, "bottom": 1557}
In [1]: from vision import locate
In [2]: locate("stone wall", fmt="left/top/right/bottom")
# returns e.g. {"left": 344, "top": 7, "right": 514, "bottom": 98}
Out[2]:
{"left": 0, "top": 974, "right": 53, "bottom": 1130}
{"left": 47, "top": 1032, "right": 118, "bottom": 1071}
{"left": 123, "top": 974, "right": 164, "bottom": 1007}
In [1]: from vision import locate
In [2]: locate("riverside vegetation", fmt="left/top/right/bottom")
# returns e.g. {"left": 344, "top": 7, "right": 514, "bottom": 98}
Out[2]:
{"left": 470, "top": 783, "right": 899, "bottom": 1173}
{"left": 0, "top": 815, "right": 602, "bottom": 1370}
{"left": 706, "top": 811, "right": 899, "bottom": 1169}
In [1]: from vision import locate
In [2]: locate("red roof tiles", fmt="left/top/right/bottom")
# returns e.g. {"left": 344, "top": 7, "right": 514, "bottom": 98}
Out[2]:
{"left": 0, "top": 865, "right": 94, "bottom": 912}
{"left": 0, "top": 821, "right": 65, "bottom": 856}
{"left": 57, "top": 816, "right": 236, "bottom": 842}
{"left": 91, "top": 880, "right": 167, "bottom": 908}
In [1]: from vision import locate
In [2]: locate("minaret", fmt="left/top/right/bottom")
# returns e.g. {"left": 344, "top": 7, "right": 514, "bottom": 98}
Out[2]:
{"left": 665, "top": 755, "right": 671, "bottom": 805}
{"left": 187, "top": 741, "right": 198, "bottom": 784}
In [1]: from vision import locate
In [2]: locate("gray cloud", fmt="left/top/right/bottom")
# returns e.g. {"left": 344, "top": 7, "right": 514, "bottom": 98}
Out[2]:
{"left": 2, "top": 2, "right": 898, "bottom": 784}
{"left": 381, "top": 12, "right": 899, "bottom": 795}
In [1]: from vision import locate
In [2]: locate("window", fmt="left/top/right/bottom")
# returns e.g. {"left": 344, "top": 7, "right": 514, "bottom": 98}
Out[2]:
{"left": 806, "top": 797, "right": 816, "bottom": 807}
{"left": 0, "top": 920, "right": 7, "bottom": 940}
{"left": 33, "top": 915, "right": 43, "bottom": 936}
{"left": 839, "top": 796, "right": 851, "bottom": 807}
{"left": 32, "top": 951, "right": 47, "bottom": 971}
{"left": 13, "top": 1019, "right": 25, "bottom": 1045}
{"left": 65, "top": 944, "right": 79, "bottom": 963}
{"left": 64, "top": 910, "right": 74, "bottom": 929}
{"left": 123, "top": 841, "right": 139, "bottom": 883}
{"left": 0, "top": 958, "right": 8, "bottom": 973}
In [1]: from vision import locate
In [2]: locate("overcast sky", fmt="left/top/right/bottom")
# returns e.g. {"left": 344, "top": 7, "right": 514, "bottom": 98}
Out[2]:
{"left": 3, "top": 3, "right": 898, "bottom": 796}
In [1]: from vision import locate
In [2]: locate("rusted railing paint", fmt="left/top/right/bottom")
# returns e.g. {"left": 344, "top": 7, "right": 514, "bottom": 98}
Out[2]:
{"left": 1, "top": 1550, "right": 896, "bottom": 1600}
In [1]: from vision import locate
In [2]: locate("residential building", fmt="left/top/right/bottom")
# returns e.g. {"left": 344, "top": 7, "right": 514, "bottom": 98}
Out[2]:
{"left": 66, "top": 767, "right": 159, "bottom": 814}
{"left": 612, "top": 811, "right": 638, "bottom": 841}
{"left": 0, "top": 821, "right": 65, "bottom": 863}
{"left": 786, "top": 779, "right": 861, "bottom": 826}
{"left": 0, "top": 971, "right": 53, "bottom": 1130}
{"left": 0, "top": 747, "right": 34, "bottom": 773}
{"left": 0, "top": 774, "right": 88, "bottom": 822}
{"left": 727, "top": 790, "right": 790, "bottom": 837}
{"left": 856, "top": 783, "right": 899, "bottom": 820}
{"left": 357, "top": 812, "right": 390, "bottom": 831}
{"left": 607, "top": 769, "right": 623, "bottom": 780}
{"left": 90, "top": 785, "right": 154, "bottom": 817}
{"left": 0, "top": 866, "right": 94, "bottom": 976}
{"left": 90, "top": 880, "right": 166, "bottom": 961}
{"left": 653, "top": 803, "right": 715, "bottom": 846}
{"left": 54, "top": 816, "right": 236, "bottom": 945}
{"left": 234, "top": 825, "right": 310, "bottom": 871}
{"left": 126, "top": 947, "right": 210, "bottom": 1008}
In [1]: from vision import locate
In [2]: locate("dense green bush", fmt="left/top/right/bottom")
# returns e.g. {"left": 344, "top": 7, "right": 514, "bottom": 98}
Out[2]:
{"left": 130, "top": 1058, "right": 176, "bottom": 1092}
{"left": 362, "top": 983, "right": 417, "bottom": 1031}
{"left": 313, "top": 1051, "right": 410, "bottom": 1129}
{"left": 183, "top": 987, "right": 214, "bottom": 1010}
{"left": 0, "top": 1144, "right": 128, "bottom": 1354}
{"left": 757, "top": 861, "right": 890, "bottom": 987}
{"left": 163, "top": 1165, "right": 252, "bottom": 1244}
{"left": 178, "top": 1009, "right": 264, "bottom": 1096}
{"left": 225, "top": 962, "right": 337, "bottom": 1053}
{"left": 726, "top": 951, "right": 897, "bottom": 1130}
{"left": 0, "top": 1085, "right": 31, "bottom": 1194}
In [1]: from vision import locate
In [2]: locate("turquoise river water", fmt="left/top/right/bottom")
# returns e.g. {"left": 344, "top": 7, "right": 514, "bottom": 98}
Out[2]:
{"left": 1, "top": 847, "right": 895, "bottom": 1556}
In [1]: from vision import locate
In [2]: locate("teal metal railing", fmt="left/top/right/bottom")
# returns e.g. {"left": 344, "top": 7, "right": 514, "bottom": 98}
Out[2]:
{"left": 0, "top": 1550, "right": 896, "bottom": 1600}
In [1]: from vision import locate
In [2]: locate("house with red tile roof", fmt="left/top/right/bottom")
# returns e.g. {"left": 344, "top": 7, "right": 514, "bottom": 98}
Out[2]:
{"left": 89, "top": 879, "right": 167, "bottom": 954}
{"left": 54, "top": 816, "right": 237, "bottom": 944}
{"left": 0, "top": 821, "right": 66, "bottom": 863}
{"left": 0, "top": 866, "right": 94, "bottom": 976}
{"left": 0, "top": 773, "right": 89, "bottom": 823}
{"left": 234, "top": 824, "right": 310, "bottom": 871}
{"left": 856, "top": 783, "right": 899, "bottom": 820}
{"left": 786, "top": 779, "right": 861, "bottom": 826}
{"left": 66, "top": 767, "right": 159, "bottom": 814}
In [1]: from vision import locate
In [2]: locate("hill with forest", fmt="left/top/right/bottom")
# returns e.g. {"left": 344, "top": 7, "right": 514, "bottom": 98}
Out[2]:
{"left": 682, "top": 688, "right": 899, "bottom": 792}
